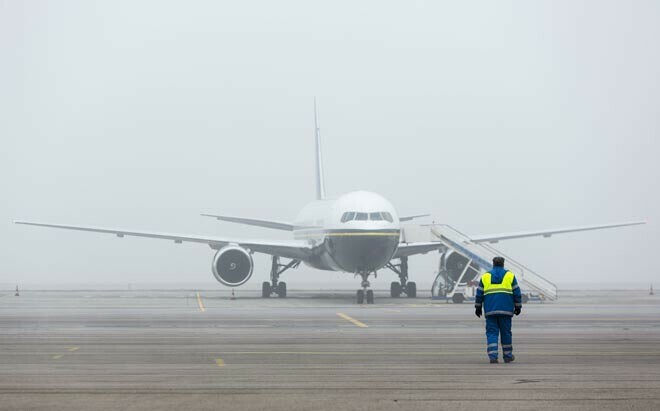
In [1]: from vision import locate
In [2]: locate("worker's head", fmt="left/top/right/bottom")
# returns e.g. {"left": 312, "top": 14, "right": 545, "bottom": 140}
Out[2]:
{"left": 493, "top": 256, "right": 505, "bottom": 267}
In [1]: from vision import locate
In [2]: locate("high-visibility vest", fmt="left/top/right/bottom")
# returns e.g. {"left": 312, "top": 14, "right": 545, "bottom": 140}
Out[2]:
{"left": 482, "top": 271, "right": 515, "bottom": 295}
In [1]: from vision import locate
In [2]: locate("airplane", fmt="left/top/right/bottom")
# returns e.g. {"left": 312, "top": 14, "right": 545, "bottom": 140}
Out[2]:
{"left": 15, "top": 100, "right": 646, "bottom": 304}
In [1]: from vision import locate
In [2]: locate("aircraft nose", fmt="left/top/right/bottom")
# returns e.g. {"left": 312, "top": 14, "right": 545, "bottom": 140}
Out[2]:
{"left": 327, "top": 230, "right": 399, "bottom": 272}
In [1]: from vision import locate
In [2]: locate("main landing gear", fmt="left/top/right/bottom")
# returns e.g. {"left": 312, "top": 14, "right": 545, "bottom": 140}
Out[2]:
{"left": 386, "top": 256, "right": 417, "bottom": 298}
{"left": 356, "top": 272, "right": 375, "bottom": 304}
{"left": 262, "top": 256, "right": 300, "bottom": 298}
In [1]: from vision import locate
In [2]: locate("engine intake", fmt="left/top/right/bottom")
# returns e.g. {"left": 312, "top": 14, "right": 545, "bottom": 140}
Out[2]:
{"left": 444, "top": 251, "right": 481, "bottom": 283}
{"left": 212, "top": 245, "right": 253, "bottom": 287}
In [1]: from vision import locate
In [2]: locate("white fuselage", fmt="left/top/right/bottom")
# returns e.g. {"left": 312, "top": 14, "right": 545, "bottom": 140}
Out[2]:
{"left": 291, "top": 191, "right": 401, "bottom": 273}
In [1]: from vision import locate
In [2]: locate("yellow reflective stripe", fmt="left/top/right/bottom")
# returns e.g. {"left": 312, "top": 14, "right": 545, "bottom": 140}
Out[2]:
{"left": 481, "top": 273, "right": 492, "bottom": 290}
{"left": 481, "top": 271, "right": 515, "bottom": 294}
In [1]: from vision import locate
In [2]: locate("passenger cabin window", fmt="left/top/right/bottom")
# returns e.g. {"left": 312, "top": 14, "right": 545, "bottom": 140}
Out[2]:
{"left": 355, "top": 212, "right": 368, "bottom": 221}
{"left": 341, "top": 212, "right": 355, "bottom": 223}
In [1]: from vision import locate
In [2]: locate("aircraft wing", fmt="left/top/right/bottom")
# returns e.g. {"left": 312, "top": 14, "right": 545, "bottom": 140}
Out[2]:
{"left": 200, "top": 214, "right": 295, "bottom": 231}
{"left": 393, "top": 241, "right": 444, "bottom": 259}
{"left": 469, "top": 220, "right": 646, "bottom": 244}
{"left": 393, "top": 219, "right": 646, "bottom": 258}
{"left": 14, "top": 220, "right": 312, "bottom": 260}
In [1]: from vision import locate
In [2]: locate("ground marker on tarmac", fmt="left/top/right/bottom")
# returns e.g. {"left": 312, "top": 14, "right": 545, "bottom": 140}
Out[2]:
{"left": 196, "top": 292, "right": 206, "bottom": 312}
{"left": 336, "top": 313, "right": 368, "bottom": 328}
{"left": 52, "top": 354, "right": 63, "bottom": 360}
{"left": 68, "top": 347, "right": 79, "bottom": 352}
{"left": 215, "top": 358, "right": 225, "bottom": 367}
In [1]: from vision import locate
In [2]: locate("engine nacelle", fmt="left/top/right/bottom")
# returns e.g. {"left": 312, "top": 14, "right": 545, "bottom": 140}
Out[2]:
{"left": 212, "top": 245, "right": 254, "bottom": 287}
{"left": 444, "top": 251, "right": 481, "bottom": 283}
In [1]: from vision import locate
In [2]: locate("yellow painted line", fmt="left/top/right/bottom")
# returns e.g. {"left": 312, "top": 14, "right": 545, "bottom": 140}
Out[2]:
{"left": 68, "top": 346, "right": 79, "bottom": 352}
{"left": 215, "top": 358, "right": 225, "bottom": 367}
{"left": 52, "top": 354, "right": 64, "bottom": 360}
{"left": 336, "top": 312, "right": 368, "bottom": 328}
{"left": 196, "top": 292, "right": 206, "bottom": 312}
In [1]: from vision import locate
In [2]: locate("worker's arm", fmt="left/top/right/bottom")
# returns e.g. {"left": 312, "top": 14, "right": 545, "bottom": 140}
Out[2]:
{"left": 475, "top": 279, "right": 484, "bottom": 308}
{"left": 512, "top": 276, "right": 522, "bottom": 313}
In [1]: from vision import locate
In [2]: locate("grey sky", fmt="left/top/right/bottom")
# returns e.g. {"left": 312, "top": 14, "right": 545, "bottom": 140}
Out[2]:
{"left": 1, "top": 0, "right": 658, "bottom": 289}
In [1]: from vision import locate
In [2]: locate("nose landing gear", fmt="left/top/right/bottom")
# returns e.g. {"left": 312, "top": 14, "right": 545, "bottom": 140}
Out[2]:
{"left": 356, "top": 273, "right": 375, "bottom": 304}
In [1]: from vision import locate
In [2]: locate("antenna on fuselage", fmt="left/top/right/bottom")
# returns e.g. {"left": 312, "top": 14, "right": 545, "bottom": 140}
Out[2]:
{"left": 314, "top": 97, "right": 326, "bottom": 200}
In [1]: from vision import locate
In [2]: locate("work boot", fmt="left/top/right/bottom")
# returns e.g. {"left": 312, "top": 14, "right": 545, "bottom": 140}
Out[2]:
{"left": 489, "top": 358, "right": 498, "bottom": 364}
{"left": 504, "top": 355, "right": 515, "bottom": 363}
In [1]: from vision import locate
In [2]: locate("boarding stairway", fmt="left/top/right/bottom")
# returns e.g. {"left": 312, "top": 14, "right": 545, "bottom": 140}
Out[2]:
{"left": 428, "top": 224, "right": 558, "bottom": 301}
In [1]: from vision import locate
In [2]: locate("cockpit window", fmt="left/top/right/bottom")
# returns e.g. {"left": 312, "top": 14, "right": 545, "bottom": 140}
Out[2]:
{"left": 341, "top": 212, "right": 355, "bottom": 223}
{"left": 341, "top": 211, "right": 393, "bottom": 223}
{"left": 355, "top": 212, "right": 368, "bottom": 221}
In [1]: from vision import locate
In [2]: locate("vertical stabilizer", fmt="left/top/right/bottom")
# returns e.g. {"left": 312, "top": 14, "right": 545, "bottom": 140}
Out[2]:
{"left": 314, "top": 97, "right": 326, "bottom": 200}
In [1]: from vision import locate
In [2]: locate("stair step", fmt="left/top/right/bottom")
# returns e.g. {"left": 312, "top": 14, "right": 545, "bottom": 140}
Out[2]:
{"left": 429, "top": 225, "right": 558, "bottom": 301}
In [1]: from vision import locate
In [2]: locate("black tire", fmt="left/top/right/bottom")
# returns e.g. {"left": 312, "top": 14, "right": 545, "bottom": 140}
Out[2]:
{"left": 406, "top": 282, "right": 417, "bottom": 298}
{"left": 356, "top": 289, "right": 364, "bottom": 304}
{"left": 452, "top": 293, "right": 465, "bottom": 304}
{"left": 277, "top": 282, "right": 287, "bottom": 298}
{"left": 262, "top": 281, "right": 271, "bottom": 298}
{"left": 390, "top": 282, "right": 401, "bottom": 298}
{"left": 522, "top": 293, "right": 530, "bottom": 303}
{"left": 366, "top": 290, "right": 374, "bottom": 304}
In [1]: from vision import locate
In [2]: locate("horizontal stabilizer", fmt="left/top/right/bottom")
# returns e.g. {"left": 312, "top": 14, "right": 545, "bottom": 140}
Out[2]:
{"left": 200, "top": 214, "right": 294, "bottom": 231}
{"left": 400, "top": 214, "right": 431, "bottom": 222}
{"left": 393, "top": 241, "right": 443, "bottom": 259}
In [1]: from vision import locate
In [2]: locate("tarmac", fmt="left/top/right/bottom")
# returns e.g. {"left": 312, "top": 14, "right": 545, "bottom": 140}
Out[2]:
{"left": 1, "top": 289, "right": 659, "bottom": 410}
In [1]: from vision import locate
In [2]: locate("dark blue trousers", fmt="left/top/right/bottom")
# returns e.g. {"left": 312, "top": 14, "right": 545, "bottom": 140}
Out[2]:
{"left": 485, "top": 315, "right": 513, "bottom": 360}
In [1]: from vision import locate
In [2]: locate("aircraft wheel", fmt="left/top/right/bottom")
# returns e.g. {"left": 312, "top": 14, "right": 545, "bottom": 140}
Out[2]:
{"left": 366, "top": 290, "right": 374, "bottom": 304}
{"left": 406, "top": 282, "right": 417, "bottom": 298}
{"left": 277, "top": 282, "right": 287, "bottom": 298}
{"left": 356, "top": 289, "right": 365, "bottom": 304}
{"left": 262, "top": 282, "right": 271, "bottom": 298}
{"left": 390, "top": 282, "right": 401, "bottom": 297}
{"left": 452, "top": 293, "right": 465, "bottom": 304}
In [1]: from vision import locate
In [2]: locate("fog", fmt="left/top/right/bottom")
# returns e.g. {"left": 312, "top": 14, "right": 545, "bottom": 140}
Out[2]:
{"left": 1, "top": 0, "right": 658, "bottom": 290}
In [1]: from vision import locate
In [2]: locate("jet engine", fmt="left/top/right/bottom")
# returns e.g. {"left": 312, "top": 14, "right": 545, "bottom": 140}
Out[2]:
{"left": 212, "top": 245, "right": 254, "bottom": 287}
{"left": 444, "top": 251, "right": 481, "bottom": 283}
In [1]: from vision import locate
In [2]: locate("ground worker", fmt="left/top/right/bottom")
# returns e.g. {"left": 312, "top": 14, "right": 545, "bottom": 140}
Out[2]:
{"left": 474, "top": 256, "right": 522, "bottom": 363}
